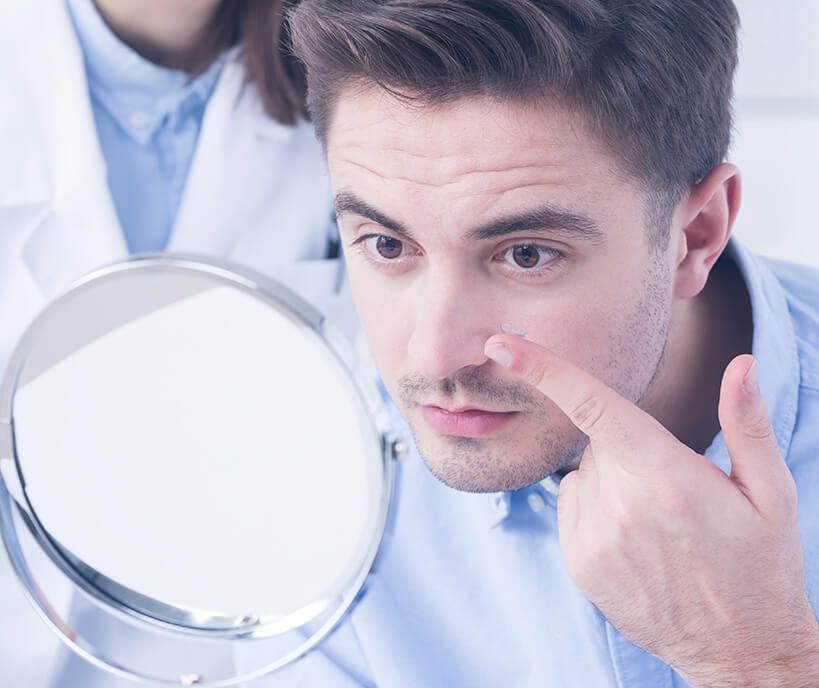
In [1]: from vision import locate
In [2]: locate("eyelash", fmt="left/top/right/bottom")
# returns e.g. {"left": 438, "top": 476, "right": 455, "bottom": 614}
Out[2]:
{"left": 349, "top": 233, "right": 565, "bottom": 280}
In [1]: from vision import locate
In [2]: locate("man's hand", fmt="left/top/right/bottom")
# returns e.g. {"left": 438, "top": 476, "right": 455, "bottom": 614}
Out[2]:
{"left": 484, "top": 335, "right": 819, "bottom": 688}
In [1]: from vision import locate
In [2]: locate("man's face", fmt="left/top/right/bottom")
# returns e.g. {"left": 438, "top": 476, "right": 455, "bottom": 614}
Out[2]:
{"left": 327, "top": 89, "right": 677, "bottom": 492}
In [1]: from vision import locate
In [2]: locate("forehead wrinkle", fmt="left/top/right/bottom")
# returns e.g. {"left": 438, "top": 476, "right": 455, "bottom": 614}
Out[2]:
{"left": 341, "top": 144, "right": 560, "bottom": 170}
{"left": 330, "top": 133, "right": 578, "bottom": 186}
{"left": 334, "top": 150, "right": 575, "bottom": 193}
{"left": 336, "top": 157, "right": 449, "bottom": 189}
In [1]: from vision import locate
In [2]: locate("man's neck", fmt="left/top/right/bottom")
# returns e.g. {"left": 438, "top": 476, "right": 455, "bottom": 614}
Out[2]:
{"left": 641, "top": 254, "right": 754, "bottom": 454}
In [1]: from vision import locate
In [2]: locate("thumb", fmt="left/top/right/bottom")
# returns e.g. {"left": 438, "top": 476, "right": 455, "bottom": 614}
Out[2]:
{"left": 719, "top": 355, "right": 792, "bottom": 510}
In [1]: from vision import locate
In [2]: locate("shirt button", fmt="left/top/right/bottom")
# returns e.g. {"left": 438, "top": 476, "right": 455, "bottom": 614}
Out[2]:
{"left": 540, "top": 476, "right": 560, "bottom": 497}
{"left": 129, "top": 111, "right": 150, "bottom": 128}
{"left": 527, "top": 492, "right": 546, "bottom": 513}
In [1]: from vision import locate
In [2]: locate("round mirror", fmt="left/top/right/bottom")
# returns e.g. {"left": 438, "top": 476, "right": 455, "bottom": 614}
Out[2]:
{"left": 0, "top": 255, "right": 394, "bottom": 686}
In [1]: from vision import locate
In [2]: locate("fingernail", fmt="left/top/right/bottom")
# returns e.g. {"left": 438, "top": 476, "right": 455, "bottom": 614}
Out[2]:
{"left": 743, "top": 358, "right": 759, "bottom": 396}
{"left": 485, "top": 342, "right": 514, "bottom": 368}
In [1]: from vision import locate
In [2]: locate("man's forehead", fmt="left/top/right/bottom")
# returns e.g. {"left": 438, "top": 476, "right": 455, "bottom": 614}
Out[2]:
{"left": 325, "top": 86, "right": 610, "bottom": 186}
{"left": 325, "top": 85, "right": 648, "bottom": 242}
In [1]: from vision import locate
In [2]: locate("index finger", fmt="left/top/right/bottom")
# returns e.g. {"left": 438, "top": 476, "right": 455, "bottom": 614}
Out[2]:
{"left": 484, "top": 334, "right": 667, "bottom": 443}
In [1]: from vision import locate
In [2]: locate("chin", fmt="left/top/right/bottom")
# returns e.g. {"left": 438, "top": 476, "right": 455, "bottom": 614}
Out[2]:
{"left": 410, "top": 426, "right": 584, "bottom": 494}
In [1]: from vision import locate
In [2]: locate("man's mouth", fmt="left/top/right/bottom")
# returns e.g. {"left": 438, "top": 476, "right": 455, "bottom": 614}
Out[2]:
{"left": 420, "top": 404, "right": 519, "bottom": 438}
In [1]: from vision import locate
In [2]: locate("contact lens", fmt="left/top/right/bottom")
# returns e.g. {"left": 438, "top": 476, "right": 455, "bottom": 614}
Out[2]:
{"left": 500, "top": 323, "right": 528, "bottom": 338}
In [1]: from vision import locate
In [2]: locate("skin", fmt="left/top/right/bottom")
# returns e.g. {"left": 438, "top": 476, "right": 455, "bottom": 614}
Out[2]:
{"left": 329, "top": 88, "right": 747, "bottom": 493}
{"left": 326, "top": 86, "right": 819, "bottom": 685}
{"left": 93, "top": 0, "right": 222, "bottom": 72}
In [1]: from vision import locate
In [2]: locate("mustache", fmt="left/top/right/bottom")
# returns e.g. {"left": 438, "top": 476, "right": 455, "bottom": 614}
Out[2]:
{"left": 398, "top": 366, "right": 539, "bottom": 411}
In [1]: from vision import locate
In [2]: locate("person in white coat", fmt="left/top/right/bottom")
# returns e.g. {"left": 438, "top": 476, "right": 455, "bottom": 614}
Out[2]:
{"left": 0, "top": 0, "right": 356, "bottom": 685}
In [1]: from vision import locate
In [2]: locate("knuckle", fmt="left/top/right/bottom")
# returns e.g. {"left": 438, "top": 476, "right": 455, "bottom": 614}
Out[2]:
{"left": 523, "top": 358, "right": 551, "bottom": 388}
{"left": 569, "top": 393, "right": 607, "bottom": 434}
{"left": 742, "top": 412, "right": 775, "bottom": 442}
{"left": 610, "top": 508, "right": 638, "bottom": 546}
{"left": 660, "top": 491, "right": 698, "bottom": 536}
{"left": 593, "top": 497, "right": 638, "bottom": 549}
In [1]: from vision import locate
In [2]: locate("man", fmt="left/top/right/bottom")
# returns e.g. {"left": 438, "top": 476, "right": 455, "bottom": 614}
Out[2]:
{"left": 248, "top": 1, "right": 819, "bottom": 686}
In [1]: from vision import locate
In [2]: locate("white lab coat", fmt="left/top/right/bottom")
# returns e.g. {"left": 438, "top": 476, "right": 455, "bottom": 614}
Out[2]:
{"left": 0, "top": 1, "right": 357, "bottom": 685}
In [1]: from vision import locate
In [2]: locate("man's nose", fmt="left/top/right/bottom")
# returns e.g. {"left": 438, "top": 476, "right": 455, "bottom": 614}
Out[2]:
{"left": 406, "top": 272, "right": 492, "bottom": 381}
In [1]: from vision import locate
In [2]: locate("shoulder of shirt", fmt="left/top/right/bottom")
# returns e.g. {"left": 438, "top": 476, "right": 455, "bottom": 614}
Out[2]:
{"left": 761, "top": 256, "right": 819, "bottom": 392}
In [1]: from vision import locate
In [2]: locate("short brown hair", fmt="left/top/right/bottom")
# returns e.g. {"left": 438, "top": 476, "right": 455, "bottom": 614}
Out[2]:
{"left": 288, "top": 0, "right": 740, "bottom": 212}
{"left": 192, "top": 0, "right": 307, "bottom": 125}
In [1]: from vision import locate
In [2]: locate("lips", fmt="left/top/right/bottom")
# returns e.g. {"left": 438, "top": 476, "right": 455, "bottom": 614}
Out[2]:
{"left": 420, "top": 405, "right": 518, "bottom": 438}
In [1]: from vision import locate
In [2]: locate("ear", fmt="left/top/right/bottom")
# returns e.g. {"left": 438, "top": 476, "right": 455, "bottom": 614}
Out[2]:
{"left": 672, "top": 163, "right": 742, "bottom": 300}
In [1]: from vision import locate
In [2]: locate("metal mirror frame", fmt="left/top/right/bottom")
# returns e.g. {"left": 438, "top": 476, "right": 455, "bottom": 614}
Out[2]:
{"left": 0, "top": 254, "right": 399, "bottom": 686}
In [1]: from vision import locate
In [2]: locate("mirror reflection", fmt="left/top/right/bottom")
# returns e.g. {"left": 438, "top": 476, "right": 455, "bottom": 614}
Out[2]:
{"left": 0, "top": 260, "right": 391, "bottom": 685}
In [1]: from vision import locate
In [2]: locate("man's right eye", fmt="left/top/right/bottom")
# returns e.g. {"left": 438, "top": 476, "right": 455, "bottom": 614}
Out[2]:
{"left": 373, "top": 235, "right": 404, "bottom": 259}
{"left": 350, "top": 233, "right": 421, "bottom": 271}
{"left": 357, "top": 234, "right": 417, "bottom": 262}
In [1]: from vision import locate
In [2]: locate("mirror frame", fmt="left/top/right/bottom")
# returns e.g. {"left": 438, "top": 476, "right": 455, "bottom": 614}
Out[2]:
{"left": 0, "top": 254, "right": 398, "bottom": 686}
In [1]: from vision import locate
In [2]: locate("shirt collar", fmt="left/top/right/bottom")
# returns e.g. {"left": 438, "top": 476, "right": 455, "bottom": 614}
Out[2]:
{"left": 66, "top": 0, "right": 228, "bottom": 144}
{"left": 487, "top": 237, "right": 801, "bottom": 525}
{"left": 702, "top": 238, "right": 800, "bottom": 473}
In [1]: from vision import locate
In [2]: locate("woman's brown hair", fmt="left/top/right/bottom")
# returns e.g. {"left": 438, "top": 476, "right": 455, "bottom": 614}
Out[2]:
{"left": 194, "top": 0, "right": 307, "bottom": 126}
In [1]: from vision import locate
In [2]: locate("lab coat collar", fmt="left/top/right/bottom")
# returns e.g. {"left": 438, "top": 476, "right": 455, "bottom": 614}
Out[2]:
{"left": 165, "top": 54, "right": 298, "bottom": 255}
{"left": 1, "top": 0, "right": 300, "bottom": 298}
{"left": 1, "top": 0, "right": 128, "bottom": 299}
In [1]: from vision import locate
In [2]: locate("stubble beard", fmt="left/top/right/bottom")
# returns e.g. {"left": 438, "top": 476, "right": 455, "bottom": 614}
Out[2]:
{"left": 397, "top": 257, "right": 674, "bottom": 493}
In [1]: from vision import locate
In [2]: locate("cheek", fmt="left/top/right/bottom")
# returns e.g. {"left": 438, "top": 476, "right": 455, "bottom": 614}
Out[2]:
{"left": 524, "top": 308, "right": 611, "bottom": 372}
{"left": 345, "top": 265, "right": 411, "bottom": 378}
{"left": 518, "top": 279, "right": 641, "bottom": 374}
{"left": 536, "top": 264, "right": 671, "bottom": 399}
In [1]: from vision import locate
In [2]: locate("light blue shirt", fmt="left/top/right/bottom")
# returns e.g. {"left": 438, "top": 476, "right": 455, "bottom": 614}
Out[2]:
{"left": 242, "top": 239, "right": 819, "bottom": 687}
{"left": 66, "top": 0, "right": 227, "bottom": 253}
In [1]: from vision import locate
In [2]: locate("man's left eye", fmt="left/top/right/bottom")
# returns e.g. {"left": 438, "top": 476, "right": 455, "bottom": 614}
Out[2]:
{"left": 501, "top": 244, "right": 558, "bottom": 270}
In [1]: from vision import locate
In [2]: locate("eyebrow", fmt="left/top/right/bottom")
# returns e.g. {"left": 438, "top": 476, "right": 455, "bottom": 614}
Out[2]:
{"left": 335, "top": 191, "right": 416, "bottom": 241}
{"left": 469, "top": 206, "right": 604, "bottom": 243}
{"left": 334, "top": 190, "right": 604, "bottom": 244}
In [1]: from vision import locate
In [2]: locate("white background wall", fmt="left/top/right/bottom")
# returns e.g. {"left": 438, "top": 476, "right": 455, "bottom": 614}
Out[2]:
{"left": 731, "top": 1, "right": 819, "bottom": 267}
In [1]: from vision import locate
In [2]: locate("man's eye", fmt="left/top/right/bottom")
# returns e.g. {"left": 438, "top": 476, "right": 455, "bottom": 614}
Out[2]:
{"left": 502, "top": 244, "right": 556, "bottom": 270}
{"left": 374, "top": 235, "right": 404, "bottom": 259}
{"left": 351, "top": 233, "right": 420, "bottom": 269}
